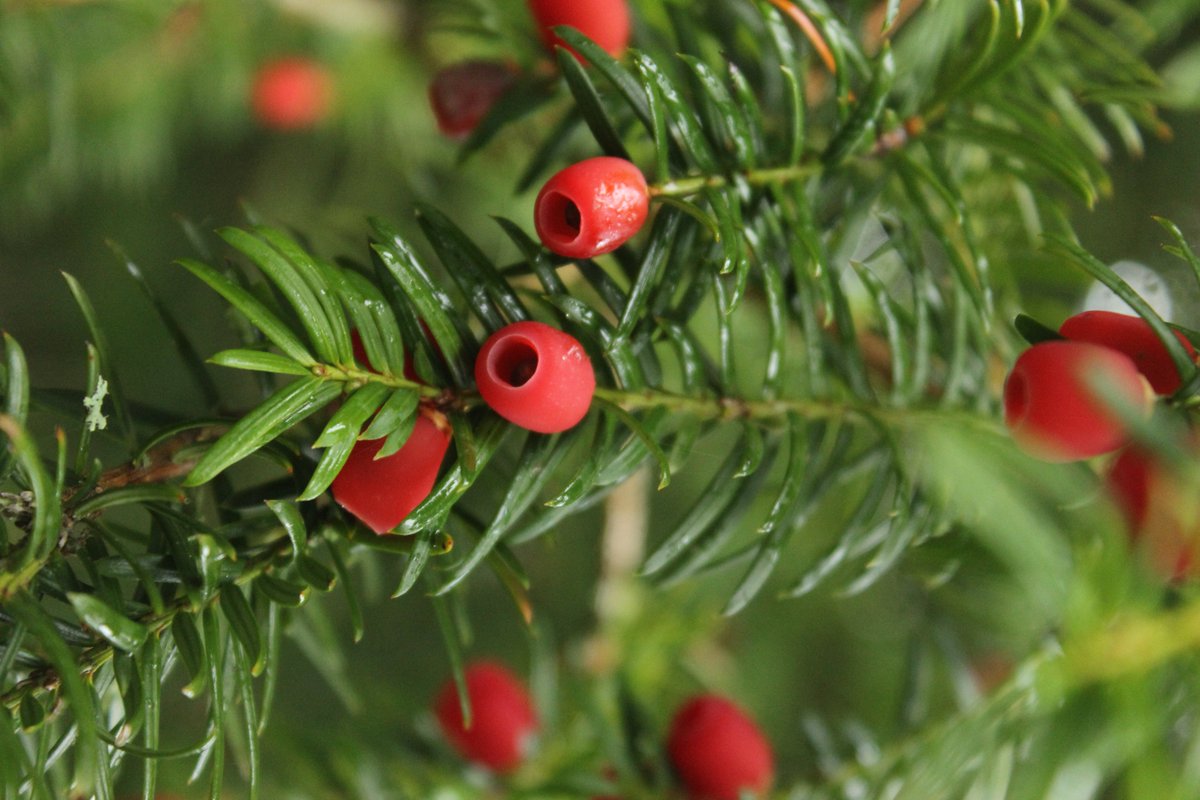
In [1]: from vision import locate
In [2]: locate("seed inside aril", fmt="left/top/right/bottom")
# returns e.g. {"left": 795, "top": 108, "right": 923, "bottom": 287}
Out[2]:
{"left": 490, "top": 339, "right": 539, "bottom": 387}
{"left": 563, "top": 201, "right": 581, "bottom": 234}
{"left": 536, "top": 191, "right": 582, "bottom": 243}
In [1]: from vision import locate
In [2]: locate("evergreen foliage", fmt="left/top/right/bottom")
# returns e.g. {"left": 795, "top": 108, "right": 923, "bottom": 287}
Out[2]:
{"left": 3, "top": 0, "right": 1200, "bottom": 797}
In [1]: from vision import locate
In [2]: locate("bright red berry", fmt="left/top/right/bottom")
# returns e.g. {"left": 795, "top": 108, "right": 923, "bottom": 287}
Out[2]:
{"left": 429, "top": 60, "right": 518, "bottom": 140}
{"left": 475, "top": 321, "right": 595, "bottom": 433}
{"left": 1003, "top": 341, "right": 1151, "bottom": 462}
{"left": 434, "top": 661, "right": 539, "bottom": 773}
{"left": 251, "top": 57, "right": 333, "bottom": 130}
{"left": 534, "top": 157, "right": 649, "bottom": 259}
{"left": 1106, "top": 445, "right": 1198, "bottom": 581}
{"left": 1059, "top": 310, "right": 1196, "bottom": 395}
{"left": 667, "top": 694, "right": 774, "bottom": 800}
{"left": 527, "top": 0, "right": 632, "bottom": 59}
{"left": 330, "top": 411, "right": 451, "bottom": 534}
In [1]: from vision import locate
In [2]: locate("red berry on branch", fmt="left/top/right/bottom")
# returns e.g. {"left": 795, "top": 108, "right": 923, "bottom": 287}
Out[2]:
{"left": 534, "top": 157, "right": 649, "bottom": 259}
{"left": 1106, "top": 444, "right": 1199, "bottom": 581}
{"left": 527, "top": 0, "right": 632, "bottom": 60}
{"left": 475, "top": 321, "right": 595, "bottom": 433}
{"left": 251, "top": 57, "right": 333, "bottom": 131}
{"left": 1059, "top": 309, "right": 1196, "bottom": 395}
{"left": 429, "top": 60, "right": 518, "bottom": 140}
{"left": 434, "top": 661, "right": 539, "bottom": 773}
{"left": 1003, "top": 341, "right": 1151, "bottom": 462}
{"left": 330, "top": 411, "right": 451, "bottom": 534}
{"left": 666, "top": 694, "right": 774, "bottom": 800}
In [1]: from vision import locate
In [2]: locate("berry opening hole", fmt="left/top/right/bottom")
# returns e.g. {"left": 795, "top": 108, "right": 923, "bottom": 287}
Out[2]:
{"left": 1004, "top": 370, "right": 1029, "bottom": 425}
{"left": 537, "top": 192, "right": 582, "bottom": 243}
{"left": 490, "top": 339, "right": 539, "bottom": 388}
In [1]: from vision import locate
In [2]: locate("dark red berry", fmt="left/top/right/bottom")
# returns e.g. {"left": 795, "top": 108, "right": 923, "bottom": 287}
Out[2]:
{"left": 1106, "top": 445, "right": 1198, "bottom": 581}
{"left": 1003, "top": 340, "right": 1150, "bottom": 462}
{"left": 1059, "top": 310, "right": 1196, "bottom": 395}
{"left": 330, "top": 411, "right": 451, "bottom": 534}
{"left": 251, "top": 58, "right": 332, "bottom": 130}
{"left": 527, "top": 0, "right": 631, "bottom": 60}
{"left": 434, "top": 661, "right": 539, "bottom": 773}
{"left": 429, "top": 60, "right": 518, "bottom": 140}
{"left": 667, "top": 694, "right": 774, "bottom": 800}
{"left": 475, "top": 321, "right": 595, "bottom": 433}
{"left": 534, "top": 157, "right": 649, "bottom": 259}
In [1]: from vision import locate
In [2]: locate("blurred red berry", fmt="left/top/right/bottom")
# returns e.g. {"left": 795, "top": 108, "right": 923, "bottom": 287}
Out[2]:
{"left": 534, "top": 157, "right": 649, "bottom": 259}
{"left": 1059, "top": 309, "right": 1196, "bottom": 395}
{"left": 667, "top": 694, "right": 774, "bottom": 800}
{"left": 475, "top": 321, "right": 595, "bottom": 433}
{"left": 251, "top": 57, "right": 332, "bottom": 130}
{"left": 434, "top": 661, "right": 539, "bottom": 773}
{"left": 1003, "top": 341, "right": 1151, "bottom": 462}
{"left": 429, "top": 60, "right": 518, "bottom": 139}
{"left": 1107, "top": 444, "right": 1199, "bottom": 581}
{"left": 330, "top": 411, "right": 450, "bottom": 534}
{"left": 527, "top": 0, "right": 632, "bottom": 60}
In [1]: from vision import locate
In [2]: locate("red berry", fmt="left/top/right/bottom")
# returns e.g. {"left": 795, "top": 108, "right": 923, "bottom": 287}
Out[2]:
{"left": 1003, "top": 341, "right": 1151, "bottom": 462}
{"left": 1106, "top": 445, "right": 1198, "bottom": 581}
{"left": 429, "top": 60, "right": 518, "bottom": 140}
{"left": 251, "top": 57, "right": 332, "bottom": 130}
{"left": 534, "top": 157, "right": 649, "bottom": 259}
{"left": 433, "top": 661, "right": 539, "bottom": 773}
{"left": 1059, "top": 310, "right": 1196, "bottom": 395}
{"left": 475, "top": 321, "right": 595, "bottom": 433}
{"left": 330, "top": 411, "right": 451, "bottom": 534}
{"left": 666, "top": 694, "right": 774, "bottom": 800}
{"left": 527, "top": 0, "right": 632, "bottom": 59}
{"left": 1107, "top": 445, "right": 1153, "bottom": 531}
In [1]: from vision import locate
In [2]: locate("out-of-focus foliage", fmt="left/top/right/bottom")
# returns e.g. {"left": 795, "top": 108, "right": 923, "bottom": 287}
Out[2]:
{"left": 3, "top": 0, "right": 1200, "bottom": 798}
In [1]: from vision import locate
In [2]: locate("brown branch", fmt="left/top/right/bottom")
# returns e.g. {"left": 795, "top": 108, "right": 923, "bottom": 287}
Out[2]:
{"left": 92, "top": 425, "right": 224, "bottom": 493}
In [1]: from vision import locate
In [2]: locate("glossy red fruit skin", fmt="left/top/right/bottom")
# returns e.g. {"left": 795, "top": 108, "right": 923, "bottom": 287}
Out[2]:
{"left": 330, "top": 412, "right": 450, "bottom": 534}
{"left": 475, "top": 321, "right": 595, "bottom": 433}
{"left": 1003, "top": 341, "right": 1150, "bottom": 462}
{"left": 667, "top": 694, "right": 774, "bottom": 800}
{"left": 1059, "top": 310, "right": 1196, "bottom": 395}
{"left": 527, "top": 0, "right": 631, "bottom": 59}
{"left": 429, "top": 60, "right": 517, "bottom": 139}
{"left": 434, "top": 661, "right": 539, "bottom": 773}
{"left": 251, "top": 58, "right": 332, "bottom": 130}
{"left": 534, "top": 157, "right": 649, "bottom": 259}
{"left": 1107, "top": 445, "right": 1198, "bottom": 581}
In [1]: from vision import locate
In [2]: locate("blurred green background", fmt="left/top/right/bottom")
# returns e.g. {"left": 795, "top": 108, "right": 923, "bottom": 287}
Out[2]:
{"left": 4, "top": 1, "right": 1200, "bottom": 797}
